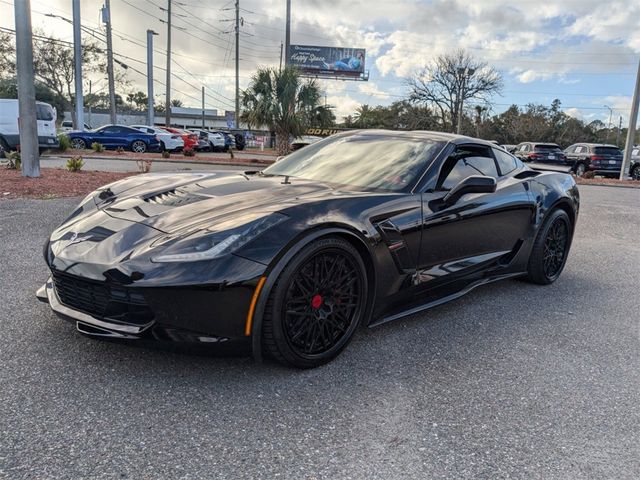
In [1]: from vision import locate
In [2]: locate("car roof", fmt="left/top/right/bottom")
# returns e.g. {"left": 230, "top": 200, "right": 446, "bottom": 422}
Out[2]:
{"left": 334, "top": 129, "right": 501, "bottom": 148}
{"left": 577, "top": 143, "right": 620, "bottom": 148}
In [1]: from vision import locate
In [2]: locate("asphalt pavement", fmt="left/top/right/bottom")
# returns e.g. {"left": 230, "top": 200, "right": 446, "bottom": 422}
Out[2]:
{"left": 0, "top": 185, "right": 638, "bottom": 479}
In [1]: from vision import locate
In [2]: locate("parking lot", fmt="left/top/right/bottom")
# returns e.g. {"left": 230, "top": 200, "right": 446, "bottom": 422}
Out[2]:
{"left": 0, "top": 185, "right": 638, "bottom": 478}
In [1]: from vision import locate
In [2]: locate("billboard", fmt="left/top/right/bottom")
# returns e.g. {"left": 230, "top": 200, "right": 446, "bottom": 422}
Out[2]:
{"left": 288, "top": 45, "right": 366, "bottom": 78}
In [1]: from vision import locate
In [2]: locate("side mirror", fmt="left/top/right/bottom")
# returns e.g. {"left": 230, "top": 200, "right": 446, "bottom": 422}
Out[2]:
{"left": 443, "top": 175, "right": 497, "bottom": 207}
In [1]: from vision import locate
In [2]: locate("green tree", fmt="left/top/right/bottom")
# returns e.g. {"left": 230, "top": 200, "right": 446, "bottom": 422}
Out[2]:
{"left": 126, "top": 91, "right": 148, "bottom": 111}
{"left": 0, "top": 77, "right": 66, "bottom": 114}
{"left": 241, "top": 66, "right": 322, "bottom": 155}
{"left": 31, "top": 32, "right": 105, "bottom": 126}
{"left": 0, "top": 31, "right": 15, "bottom": 79}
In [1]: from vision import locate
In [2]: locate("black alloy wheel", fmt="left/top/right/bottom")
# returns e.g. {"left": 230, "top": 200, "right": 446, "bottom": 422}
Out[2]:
{"left": 575, "top": 163, "right": 587, "bottom": 177}
{"left": 631, "top": 165, "right": 640, "bottom": 181}
{"left": 526, "top": 209, "right": 572, "bottom": 285}
{"left": 262, "top": 237, "right": 368, "bottom": 368}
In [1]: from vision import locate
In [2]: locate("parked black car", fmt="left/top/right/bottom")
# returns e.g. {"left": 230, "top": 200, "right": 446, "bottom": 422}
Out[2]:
{"left": 628, "top": 146, "right": 640, "bottom": 180}
{"left": 37, "top": 130, "right": 579, "bottom": 368}
{"left": 564, "top": 143, "right": 623, "bottom": 178}
{"left": 514, "top": 142, "right": 568, "bottom": 169}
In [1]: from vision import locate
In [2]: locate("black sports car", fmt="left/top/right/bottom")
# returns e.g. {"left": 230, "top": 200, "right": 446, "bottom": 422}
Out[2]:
{"left": 37, "top": 130, "right": 579, "bottom": 368}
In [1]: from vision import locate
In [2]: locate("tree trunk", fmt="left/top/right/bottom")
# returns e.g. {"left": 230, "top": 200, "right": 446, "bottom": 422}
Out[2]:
{"left": 275, "top": 130, "right": 291, "bottom": 156}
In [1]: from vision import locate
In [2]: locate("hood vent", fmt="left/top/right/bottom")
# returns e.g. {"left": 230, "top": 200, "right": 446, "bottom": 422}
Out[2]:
{"left": 143, "top": 189, "right": 205, "bottom": 207}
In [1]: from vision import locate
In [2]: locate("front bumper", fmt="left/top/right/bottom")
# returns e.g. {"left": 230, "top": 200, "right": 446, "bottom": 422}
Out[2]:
{"left": 37, "top": 275, "right": 253, "bottom": 352}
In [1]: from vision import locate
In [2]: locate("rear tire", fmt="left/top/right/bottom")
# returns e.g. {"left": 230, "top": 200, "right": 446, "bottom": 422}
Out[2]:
{"left": 262, "top": 237, "right": 368, "bottom": 368}
{"left": 526, "top": 209, "right": 572, "bottom": 285}
{"left": 631, "top": 165, "right": 640, "bottom": 181}
{"left": 574, "top": 163, "right": 587, "bottom": 177}
{"left": 131, "top": 140, "right": 147, "bottom": 153}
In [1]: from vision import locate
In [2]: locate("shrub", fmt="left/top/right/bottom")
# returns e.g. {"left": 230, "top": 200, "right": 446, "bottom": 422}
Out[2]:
{"left": 58, "top": 134, "right": 71, "bottom": 152}
{"left": 66, "top": 156, "right": 84, "bottom": 172}
{"left": 183, "top": 147, "right": 195, "bottom": 157}
{"left": 116, "top": 146, "right": 125, "bottom": 154}
{"left": 91, "top": 142, "right": 104, "bottom": 153}
{"left": 6, "top": 151, "right": 21, "bottom": 170}
{"left": 582, "top": 170, "right": 596, "bottom": 179}
{"left": 161, "top": 150, "right": 171, "bottom": 159}
{"left": 136, "top": 159, "right": 153, "bottom": 173}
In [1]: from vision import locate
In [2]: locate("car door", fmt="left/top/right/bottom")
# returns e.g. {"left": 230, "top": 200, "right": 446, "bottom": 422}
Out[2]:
{"left": 96, "top": 126, "right": 123, "bottom": 148}
{"left": 417, "top": 143, "right": 534, "bottom": 287}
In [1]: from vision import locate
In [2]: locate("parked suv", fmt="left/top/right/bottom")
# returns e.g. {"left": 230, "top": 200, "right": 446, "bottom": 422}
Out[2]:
{"left": 514, "top": 142, "right": 568, "bottom": 169}
{"left": 564, "top": 143, "right": 623, "bottom": 177}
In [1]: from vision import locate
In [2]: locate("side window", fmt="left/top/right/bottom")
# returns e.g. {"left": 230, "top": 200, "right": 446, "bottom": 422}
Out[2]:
{"left": 574, "top": 146, "right": 583, "bottom": 154}
{"left": 438, "top": 146, "right": 499, "bottom": 190}
{"left": 36, "top": 104, "right": 54, "bottom": 121}
{"left": 519, "top": 144, "right": 529, "bottom": 152}
{"left": 632, "top": 148, "right": 639, "bottom": 156}
{"left": 494, "top": 148, "right": 518, "bottom": 175}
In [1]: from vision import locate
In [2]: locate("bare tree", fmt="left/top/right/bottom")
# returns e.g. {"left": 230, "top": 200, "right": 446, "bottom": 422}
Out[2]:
{"left": 408, "top": 50, "right": 503, "bottom": 132}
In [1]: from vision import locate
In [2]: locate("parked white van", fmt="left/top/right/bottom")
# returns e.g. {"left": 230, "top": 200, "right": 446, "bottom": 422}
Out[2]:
{"left": 0, "top": 99, "right": 59, "bottom": 156}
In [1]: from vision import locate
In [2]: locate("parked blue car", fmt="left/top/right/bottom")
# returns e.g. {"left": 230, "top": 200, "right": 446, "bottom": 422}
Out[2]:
{"left": 66, "top": 125, "right": 161, "bottom": 153}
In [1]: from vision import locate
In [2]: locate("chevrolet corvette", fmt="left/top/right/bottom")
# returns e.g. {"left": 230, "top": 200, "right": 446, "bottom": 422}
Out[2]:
{"left": 37, "top": 130, "right": 579, "bottom": 368}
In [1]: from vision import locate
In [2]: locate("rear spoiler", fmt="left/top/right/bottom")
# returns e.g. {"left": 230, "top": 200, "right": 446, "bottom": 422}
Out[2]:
{"left": 526, "top": 162, "right": 573, "bottom": 174}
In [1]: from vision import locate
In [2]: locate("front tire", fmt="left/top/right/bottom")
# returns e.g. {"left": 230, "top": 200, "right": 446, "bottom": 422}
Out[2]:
{"left": 526, "top": 209, "right": 572, "bottom": 285}
{"left": 262, "top": 237, "right": 368, "bottom": 368}
{"left": 631, "top": 165, "right": 640, "bottom": 181}
{"left": 131, "top": 140, "right": 147, "bottom": 153}
{"left": 71, "top": 138, "right": 86, "bottom": 150}
{"left": 574, "top": 163, "right": 587, "bottom": 177}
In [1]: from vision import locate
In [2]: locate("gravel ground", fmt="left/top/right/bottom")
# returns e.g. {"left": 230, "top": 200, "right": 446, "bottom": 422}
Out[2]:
{"left": 0, "top": 185, "right": 638, "bottom": 479}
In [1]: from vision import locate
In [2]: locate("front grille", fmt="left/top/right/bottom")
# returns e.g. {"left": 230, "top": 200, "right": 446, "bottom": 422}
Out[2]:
{"left": 51, "top": 270, "right": 154, "bottom": 326}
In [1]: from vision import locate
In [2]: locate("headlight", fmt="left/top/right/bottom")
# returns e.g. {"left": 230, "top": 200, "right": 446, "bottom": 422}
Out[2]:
{"left": 150, "top": 213, "right": 287, "bottom": 263}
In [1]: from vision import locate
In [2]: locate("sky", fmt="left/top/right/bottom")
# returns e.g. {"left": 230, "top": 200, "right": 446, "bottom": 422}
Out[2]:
{"left": 1, "top": 0, "right": 639, "bottom": 126}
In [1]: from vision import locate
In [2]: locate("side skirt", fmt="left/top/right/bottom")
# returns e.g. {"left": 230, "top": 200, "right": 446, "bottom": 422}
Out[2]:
{"left": 369, "top": 272, "right": 526, "bottom": 328}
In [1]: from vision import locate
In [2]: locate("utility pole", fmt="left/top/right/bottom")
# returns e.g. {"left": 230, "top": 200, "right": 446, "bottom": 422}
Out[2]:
{"left": 147, "top": 29, "right": 157, "bottom": 126}
{"left": 103, "top": 0, "right": 117, "bottom": 124}
{"left": 456, "top": 68, "right": 475, "bottom": 135}
{"left": 201, "top": 86, "right": 205, "bottom": 129}
{"left": 620, "top": 58, "right": 640, "bottom": 180}
{"left": 285, "top": 0, "right": 291, "bottom": 66}
{"left": 14, "top": 0, "right": 39, "bottom": 177}
{"left": 165, "top": 0, "right": 172, "bottom": 127}
{"left": 604, "top": 105, "right": 613, "bottom": 143}
{"left": 72, "top": 0, "right": 84, "bottom": 130}
{"left": 234, "top": 0, "right": 240, "bottom": 128}
{"left": 87, "top": 80, "right": 92, "bottom": 127}
{"left": 617, "top": 116, "right": 622, "bottom": 147}
{"left": 279, "top": 41, "right": 283, "bottom": 71}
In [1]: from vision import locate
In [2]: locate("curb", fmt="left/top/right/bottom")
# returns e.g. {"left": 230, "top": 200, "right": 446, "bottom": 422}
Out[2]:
{"left": 576, "top": 182, "right": 640, "bottom": 190}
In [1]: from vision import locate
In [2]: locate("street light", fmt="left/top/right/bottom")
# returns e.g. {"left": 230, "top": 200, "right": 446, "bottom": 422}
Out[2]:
{"left": 604, "top": 105, "right": 613, "bottom": 144}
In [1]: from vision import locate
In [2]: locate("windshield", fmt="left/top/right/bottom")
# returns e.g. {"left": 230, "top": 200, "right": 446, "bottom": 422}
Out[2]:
{"left": 594, "top": 147, "right": 622, "bottom": 155}
{"left": 263, "top": 133, "right": 442, "bottom": 191}
{"left": 534, "top": 144, "right": 561, "bottom": 152}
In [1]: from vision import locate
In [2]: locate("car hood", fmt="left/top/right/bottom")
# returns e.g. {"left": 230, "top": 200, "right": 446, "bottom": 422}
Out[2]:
{"left": 97, "top": 171, "right": 343, "bottom": 231}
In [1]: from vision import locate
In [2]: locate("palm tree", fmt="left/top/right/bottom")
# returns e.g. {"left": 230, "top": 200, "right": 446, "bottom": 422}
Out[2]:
{"left": 241, "top": 67, "right": 321, "bottom": 155}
